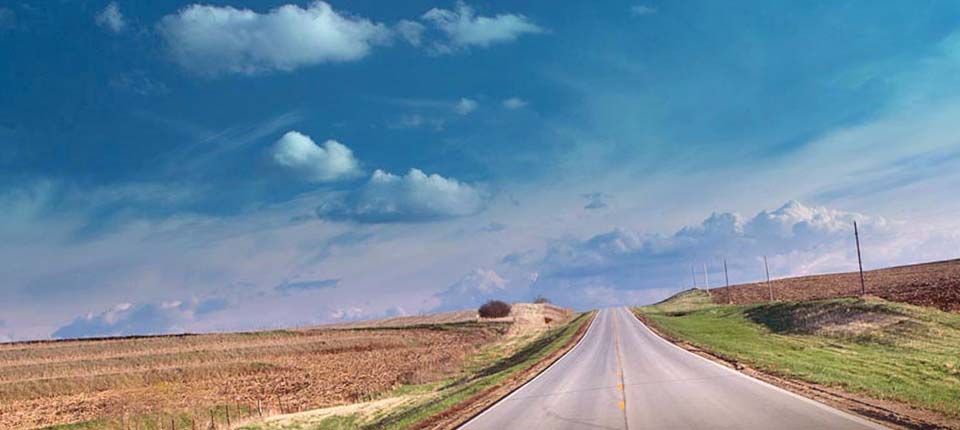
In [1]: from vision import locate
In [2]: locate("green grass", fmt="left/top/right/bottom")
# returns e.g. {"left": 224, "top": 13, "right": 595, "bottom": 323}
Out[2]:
{"left": 359, "top": 312, "right": 593, "bottom": 430}
{"left": 635, "top": 291, "right": 960, "bottom": 418}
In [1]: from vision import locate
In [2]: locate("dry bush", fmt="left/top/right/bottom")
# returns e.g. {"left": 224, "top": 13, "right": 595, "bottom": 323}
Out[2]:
{"left": 479, "top": 300, "right": 512, "bottom": 318}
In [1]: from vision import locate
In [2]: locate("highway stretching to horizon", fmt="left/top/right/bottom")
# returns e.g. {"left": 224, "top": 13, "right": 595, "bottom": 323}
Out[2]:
{"left": 459, "top": 308, "right": 888, "bottom": 430}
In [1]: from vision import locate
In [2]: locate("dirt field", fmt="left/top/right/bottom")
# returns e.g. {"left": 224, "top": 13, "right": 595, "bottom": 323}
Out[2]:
{"left": 710, "top": 258, "right": 960, "bottom": 311}
{"left": 0, "top": 323, "right": 506, "bottom": 430}
{"left": 307, "top": 310, "right": 479, "bottom": 330}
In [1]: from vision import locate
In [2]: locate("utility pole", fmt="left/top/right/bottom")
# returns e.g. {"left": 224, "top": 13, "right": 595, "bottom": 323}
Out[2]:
{"left": 703, "top": 262, "right": 709, "bottom": 289}
{"left": 723, "top": 258, "right": 730, "bottom": 287}
{"left": 855, "top": 221, "right": 866, "bottom": 295}
{"left": 764, "top": 256, "right": 773, "bottom": 301}
{"left": 702, "top": 262, "right": 712, "bottom": 299}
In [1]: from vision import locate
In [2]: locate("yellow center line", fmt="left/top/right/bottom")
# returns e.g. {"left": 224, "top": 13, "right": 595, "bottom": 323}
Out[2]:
{"left": 613, "top": 310, "right": 629, "bottom": 426}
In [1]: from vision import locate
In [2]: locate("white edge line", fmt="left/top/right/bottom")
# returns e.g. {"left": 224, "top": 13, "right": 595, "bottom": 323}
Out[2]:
{"left": 624, "top": 307, "right": 891, "bottom": 430}
{"left": 456, "top": 310, "right": 601, "bottom": 429}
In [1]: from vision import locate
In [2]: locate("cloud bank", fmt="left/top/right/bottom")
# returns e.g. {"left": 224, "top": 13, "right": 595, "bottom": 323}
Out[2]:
{"left": 157, "top": 1, "right": 391, "bottom": 75}
{"left": 52, "top": 302, "right": 192, "bottom": 339}
{"left": 526, "top": 201, "right": 893, "bottom": 306}
{"left": 317, "top": 168, "right": 485, "bottom": 223}
{"left": 272, "top": 131, "right": 361, "bottom": 182}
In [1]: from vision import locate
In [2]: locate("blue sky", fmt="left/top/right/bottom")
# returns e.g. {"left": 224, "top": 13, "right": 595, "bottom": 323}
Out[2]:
{"left": 2, "top": 0, "right": 960, "bottom": 341}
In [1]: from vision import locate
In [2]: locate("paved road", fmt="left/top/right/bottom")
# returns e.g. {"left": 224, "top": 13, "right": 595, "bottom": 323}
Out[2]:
{"left": 460, "top": 307, "right": 887, "bottom": 430}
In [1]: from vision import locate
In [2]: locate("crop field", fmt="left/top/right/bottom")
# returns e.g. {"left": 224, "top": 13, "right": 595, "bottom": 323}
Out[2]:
{"left": 0, "top": 323, "right": 507, "bottom": 430}
{"left": 710, "top": 258, "right": 960, "bottom": 312}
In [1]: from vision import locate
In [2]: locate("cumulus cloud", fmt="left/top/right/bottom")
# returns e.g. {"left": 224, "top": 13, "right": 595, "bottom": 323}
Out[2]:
{"left": 157, "top": 1, "right": 391, "bottom": 75}
{"left": 421, "top": 2, "right": 543, "bottom": 53}
{"left": 96, "top": 2, "right": 127, "bottom": 33}
{"left": 434, "top": 267, "right": 512, "bottom": 311}
{"left": 455, "top": 97, "right": 478, "bottom": 115}
{"left": 272, "top": 131, "right": 361, "bottom": 182}
{"left": 529, "top": 201, "right": 901, "bottom": 307}
{"left": 316, "top": 168, "right": 485, "bottom": 223}
{"left": 502, "top": 97, "right": 527, "bottom": 109}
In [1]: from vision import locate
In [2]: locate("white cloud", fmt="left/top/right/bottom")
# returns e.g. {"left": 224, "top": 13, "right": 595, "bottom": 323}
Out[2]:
{"left": 53, "top": 302, "right": 191, "bottom": 339}
{"left": 434, "top": 267, "right": 511, "bottom": 311}
{"left": 329, "top": 305, "right": 366, "bottom": 321}
{"left": 157, "top": 1, "right": 391, "bottom": 75}
{"left": 422, "top": 2, "right": 543, "bottom": 53}
{"left": 527, "top": 201, "right": 948, "bottom": 307}
{"left": 272, "top": 131, "right": 361, "bottom": 182}
{"left": 502, "top": 97, "right": 527, "bottom": 109}
{"left": 317, "top": 168, "right": 485, "bottom": 223}
{"left": 395, "top": 19, "right": 426, "bottom": 46}
{"left": 96, "top": 2, "right": 127, "bottom": 33}
{"left": 455, "top": 97, "right": 478, "bottom": 115}
{"left": 630, "top": 5, "right": 657, "bottom": 16}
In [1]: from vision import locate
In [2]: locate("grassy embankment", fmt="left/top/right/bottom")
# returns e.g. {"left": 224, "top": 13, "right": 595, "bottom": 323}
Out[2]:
{"left": 246, "top": 311, "right": 594, "bottom": 430}
{"left": 635, "top": 289, "right": 960, "bottom": 418}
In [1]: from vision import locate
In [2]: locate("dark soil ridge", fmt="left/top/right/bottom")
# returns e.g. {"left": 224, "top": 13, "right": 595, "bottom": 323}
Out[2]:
{"left": 709, "top": 258, "right": 960, "bottom": 312}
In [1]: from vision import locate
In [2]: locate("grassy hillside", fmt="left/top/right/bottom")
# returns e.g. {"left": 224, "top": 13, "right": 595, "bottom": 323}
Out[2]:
{"left": 636, "top": 291, "right": 960, "bottom": 419}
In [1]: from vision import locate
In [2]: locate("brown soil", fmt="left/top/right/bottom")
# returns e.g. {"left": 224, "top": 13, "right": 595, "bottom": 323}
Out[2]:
{"left": 710, "top": 258, "right": 960, "bottom": 312}
{"left": 0, "top": 325, "right": 505, "bottom": 430}
{"left": 633, "top": 311, "right": 960, "bottom": 430}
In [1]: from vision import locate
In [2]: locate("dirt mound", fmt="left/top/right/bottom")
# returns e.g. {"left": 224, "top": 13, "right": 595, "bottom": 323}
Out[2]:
{"left": 744, "top": 300, "right": 909, "bottom": 338}
{"left": 503, "top": 303, "right": 573, "bottom": 338}
{"left": 710, "top": 258, "right": 960, "bottom": 312}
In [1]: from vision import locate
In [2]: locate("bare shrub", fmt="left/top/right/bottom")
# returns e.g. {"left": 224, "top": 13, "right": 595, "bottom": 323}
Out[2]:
{"left": 478, "top": 300, "right": 512, "bottom": 318}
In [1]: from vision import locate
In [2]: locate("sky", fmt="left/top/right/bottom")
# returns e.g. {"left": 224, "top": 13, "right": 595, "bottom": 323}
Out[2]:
{"left": 2, "top": 0, "right": 960, "bottom": 341}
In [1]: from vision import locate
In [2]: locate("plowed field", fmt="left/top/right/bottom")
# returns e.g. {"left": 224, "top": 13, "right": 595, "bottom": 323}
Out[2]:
{"left": 711, "top": 258, "right": 960, "bottom": 311}
{"left": 0, "top": 323, "right": 506, "bottom": 430}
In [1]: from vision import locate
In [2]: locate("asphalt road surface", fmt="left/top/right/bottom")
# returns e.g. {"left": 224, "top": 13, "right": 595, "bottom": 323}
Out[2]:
{"left": 459, "top": 307, "right": 887, "bottom": 430}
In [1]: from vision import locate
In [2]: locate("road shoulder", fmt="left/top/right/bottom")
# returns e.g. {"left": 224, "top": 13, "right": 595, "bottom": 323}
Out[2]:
{"left": 630, "top": 308, "right": 960, "bottom": 430}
